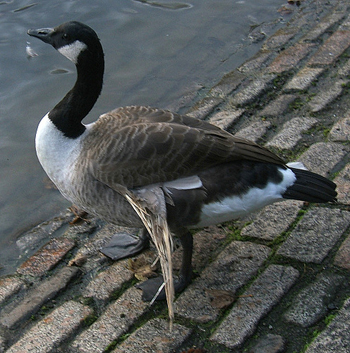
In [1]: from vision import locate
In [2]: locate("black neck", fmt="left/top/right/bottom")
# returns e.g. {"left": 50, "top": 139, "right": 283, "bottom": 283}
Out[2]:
{"left": 48, "top": 46, "right": 104, "bottom": 138}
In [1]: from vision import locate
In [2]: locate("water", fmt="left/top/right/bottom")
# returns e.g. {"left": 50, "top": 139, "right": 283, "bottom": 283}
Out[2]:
{"left": 0, "top": 0, "right": 290, "bottom": 275}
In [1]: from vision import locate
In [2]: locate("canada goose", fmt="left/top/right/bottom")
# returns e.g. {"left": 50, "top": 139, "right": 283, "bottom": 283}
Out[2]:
{"left": 28, "top": 21, "right": 337, "bottom": 304}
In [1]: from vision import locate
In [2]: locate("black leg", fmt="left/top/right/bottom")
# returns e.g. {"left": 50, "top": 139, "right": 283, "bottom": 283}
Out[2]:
{"left": 100, "top": 228, "right": 150, "bottom": 260}
{"left": 136, "top": 228, "right": 193, "bottom": 301}
{"left": 177, "top": 227, "right": 193, "bottom": 289}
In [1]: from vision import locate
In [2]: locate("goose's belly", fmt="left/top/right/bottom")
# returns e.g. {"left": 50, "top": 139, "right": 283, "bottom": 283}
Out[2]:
{"left": 57, "top": 174, "right": 144, "bottom": 228}
{"left": 53, "top": 166, "right": 287, "bottom": 230}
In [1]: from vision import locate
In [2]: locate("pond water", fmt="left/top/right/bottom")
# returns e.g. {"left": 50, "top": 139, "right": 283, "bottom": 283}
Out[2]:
{"left": 0, "top": 0, "right": 290, "bottom": 275}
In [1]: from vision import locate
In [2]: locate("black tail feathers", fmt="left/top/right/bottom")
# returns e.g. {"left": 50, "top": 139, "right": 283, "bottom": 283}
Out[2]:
{"left": 283, "top": 167, "right": 337, "bottom": 203}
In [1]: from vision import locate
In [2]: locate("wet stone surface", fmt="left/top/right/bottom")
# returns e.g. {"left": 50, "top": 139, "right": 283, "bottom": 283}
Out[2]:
{"left": 17, "top": 237, "right": 76, "bottom": 277}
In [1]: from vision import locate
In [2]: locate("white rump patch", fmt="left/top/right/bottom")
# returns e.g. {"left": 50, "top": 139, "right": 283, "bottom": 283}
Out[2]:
{"left": 58, "top": 40, "right": 87, "bottom": 64}
{"left": 197, "top": 167, "right": 297, "bottom": 227}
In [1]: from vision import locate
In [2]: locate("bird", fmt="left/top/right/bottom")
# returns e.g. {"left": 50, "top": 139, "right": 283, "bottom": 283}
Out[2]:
{"left": 27, "top": 21, "right": 337, "bottom": 307}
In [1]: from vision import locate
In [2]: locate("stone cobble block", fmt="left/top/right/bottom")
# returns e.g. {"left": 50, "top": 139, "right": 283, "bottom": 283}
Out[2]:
{"left": 234, "top": 119, "right": 271, "bottom": 142}
{"left": 284, "top": 1, "right": 317, "bottom": 29}
{"left": 0, "top": 266, "right": 80, "bottom": 328}
{"left": 302, "top": 11, "right": 346, "bottom": 41}
{"left": 82, "top": 259, "right": 134, "bottom": 302}
{"left": 341, "top": 12, "right": 350, "bottom": 29}
{"left": 6, "top": 301, "right": 92, "bottom": 353}
{"left": 284, "top": 273, "right": 345, "bottom": 327}
{"left": 298, "top": 142, "right": 348, "bottom": 177}
{"left": 15, "top": 210, "right": 74, "bottom": 254}
{"left": 241, "top": 200, "right": 303, "bottom": 241}
{"left": 186, "top": 97, "right": 223, "bottom": 119}
{"left": 262, "top": 27, "right": 299, "bottom": 50}
{"left": 266, "top": 117, "right": 317, "bottom": 150}
{"left": 305, "top": 297, "right": 350, "bottom": 353}
{"left": 267, "top": 43, "right": 314, "bottom": 74}
{"left": 334, "top": 234, "right": 350, "bottom": 270}
{"left": 333, "top": 163, "right": 350, "bottom": 204}
{"left": 308, "top": 79, "right": 348, "bottom": 113}
{"left": 338, "top": 57, "right": 350, "bottom": 77}
{"left": 175, "top": 241, "right": 271, "bottom": 322}
{"left": 258, "top": 94, "right": 297, "bottom": 117}
{"left": 277, "top": 208, "right": 350, "bottom": 263}
{"left": 308, "top": 30, "right": 350, "bottom": 66}
{"left": 63, "top": 216, "right": 98, "bottom": 238}
{"left": 249, "top": 334, "right": 285, "bottom": 353}
{"left": 0, "top": 277, "right": 24, "bottom": 306}
{"left": 210, "top": 70, "right": 245, "bottom": 96}
{"left": 284, "top": 67, "right": 324, "bottom": 91}
{"left": 208, "top": 108, "right": 244, "bottom": 130}
{"left": 0, "top": 336, "right": 5, "bottom": 353}
{"left": 68, "top": 224, "right": 139, "bottom": 270}
{"left": 70, "top": 287, "right": 148, "bottom": 353}
{"left": 231, "top": 74, "right": 276, "bottom": 106}
{"left": 238, "top": 51, "right": 271, "bottom": 74}
{"left": 17, "top": 237, "right": 75, "bottom": 277}
{"left": 173, "top": 225, "right": 227, "bottom": 273}
{"left": 113, "top": 318, "right": 192, "bottom": 353}
{"left": 210, "top": 265, "right": 299, "bottom": 349}
{"left": 329, "top": 114, "right": 350, "bottom": 142}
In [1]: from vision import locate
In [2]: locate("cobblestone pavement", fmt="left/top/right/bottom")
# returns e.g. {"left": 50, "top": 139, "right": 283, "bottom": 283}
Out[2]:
{"left": 1, "top": 0, "right": 350, "bottom": 352}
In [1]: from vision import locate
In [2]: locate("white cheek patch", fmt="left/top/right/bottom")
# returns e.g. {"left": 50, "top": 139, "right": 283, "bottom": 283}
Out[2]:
{"left": 58, "top": 40, "right": 87, "bottom": 64}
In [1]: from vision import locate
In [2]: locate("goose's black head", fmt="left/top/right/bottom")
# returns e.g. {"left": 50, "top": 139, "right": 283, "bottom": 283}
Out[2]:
{"left": 28, "top": 21, "right": 105, "bottom": 139}
{"left": 28, "top": 21, "right": 103, "bottom": 65}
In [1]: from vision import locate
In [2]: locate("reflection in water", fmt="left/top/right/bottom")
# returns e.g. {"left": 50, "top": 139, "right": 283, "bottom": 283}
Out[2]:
{"left": 0, "top": 0, "right": 288, "bottom": 274}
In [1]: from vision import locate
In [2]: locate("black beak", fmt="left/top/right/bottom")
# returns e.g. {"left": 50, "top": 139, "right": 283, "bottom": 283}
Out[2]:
{"left": 27, "top": 27, "right": 55, "bottom": 45}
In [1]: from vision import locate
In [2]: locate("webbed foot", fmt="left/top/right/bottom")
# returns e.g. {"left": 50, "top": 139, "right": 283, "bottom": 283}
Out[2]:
{"left": 136, "top": 275, "right": 190, "bottom": 302}
{"left": 100, "top": 229, "right": 149, "bottom": 260}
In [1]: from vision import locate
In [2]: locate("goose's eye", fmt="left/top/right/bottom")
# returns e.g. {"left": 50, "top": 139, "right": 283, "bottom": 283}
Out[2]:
{"left": 62, "top": 33, "right": 69, "bottom": 40}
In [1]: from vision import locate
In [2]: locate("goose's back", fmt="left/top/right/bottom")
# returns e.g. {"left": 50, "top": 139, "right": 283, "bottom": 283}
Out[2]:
{"left": 82, "top": 106, "right": 285, "bottom": 190}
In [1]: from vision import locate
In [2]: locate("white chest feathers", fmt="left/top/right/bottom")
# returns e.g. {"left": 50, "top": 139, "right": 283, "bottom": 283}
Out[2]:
{"left": 35, "top": 114, "right": 83, "bottom": 188}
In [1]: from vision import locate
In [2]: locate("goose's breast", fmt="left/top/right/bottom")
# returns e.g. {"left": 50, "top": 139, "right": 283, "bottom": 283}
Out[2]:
{"left": 35, "top": 115, "right": 143, "bottom": 227}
